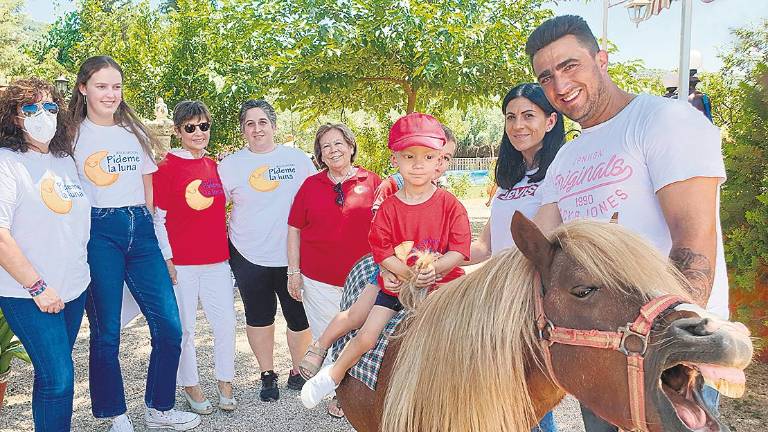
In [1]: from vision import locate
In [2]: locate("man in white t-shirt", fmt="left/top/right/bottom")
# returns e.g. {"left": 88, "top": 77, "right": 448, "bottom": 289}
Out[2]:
{"left": 526, "top": 15, "right": 727, "bottom": 432}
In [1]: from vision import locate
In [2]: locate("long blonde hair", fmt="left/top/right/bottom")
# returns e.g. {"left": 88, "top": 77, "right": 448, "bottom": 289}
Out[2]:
{"left": 381, "top": 220, "right": 691, "bottom": 432}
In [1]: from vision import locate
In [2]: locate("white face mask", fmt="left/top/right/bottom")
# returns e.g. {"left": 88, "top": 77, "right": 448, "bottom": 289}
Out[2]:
{"left": 23, "top": 111, "right": 58, "bottom": 144}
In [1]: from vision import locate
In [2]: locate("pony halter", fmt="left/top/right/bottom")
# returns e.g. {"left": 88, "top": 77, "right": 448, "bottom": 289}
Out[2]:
{"left": 533, "top": 275, "right": 682, "bottom": 432}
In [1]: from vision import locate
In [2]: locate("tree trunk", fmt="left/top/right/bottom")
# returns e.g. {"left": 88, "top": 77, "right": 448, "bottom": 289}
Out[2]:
{"left": 406, "top": 89, "right": 417, "bottom": 114}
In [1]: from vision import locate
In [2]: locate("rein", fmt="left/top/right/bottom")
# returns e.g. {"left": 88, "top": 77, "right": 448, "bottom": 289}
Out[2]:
{"left": 533, "top": 274, "right": 683, "bottom": 432}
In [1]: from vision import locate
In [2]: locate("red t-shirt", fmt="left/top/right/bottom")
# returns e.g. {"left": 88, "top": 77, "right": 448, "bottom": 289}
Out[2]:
{"left": 369, "top": 188, "right": 471, "bottom": 296}
{"left": 288, "top": 167, "right": 382, "bottom": 287}
{"left": 153, "top": 153, "right": 229, "bottom": 265}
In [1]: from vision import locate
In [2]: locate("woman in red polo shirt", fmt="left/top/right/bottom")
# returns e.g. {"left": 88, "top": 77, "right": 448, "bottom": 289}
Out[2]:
{"left": 286, "top": 123, "right": 381, "bottom": 417}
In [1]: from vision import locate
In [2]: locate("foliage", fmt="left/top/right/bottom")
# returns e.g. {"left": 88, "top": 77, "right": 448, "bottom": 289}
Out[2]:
{"left": 0, "top": 308, "right": 30, "bottom": 374}
{"left": 0, "top": 0, "right": 34, "bottom": 81}
{"left": 446, "top": 173, "right": 472, "bottom": 198}
{"left": 265, "top": 0, "right": 551, "bottom": 116}
{"left": 708, "top": 20, "right": 768, "bottom": 350}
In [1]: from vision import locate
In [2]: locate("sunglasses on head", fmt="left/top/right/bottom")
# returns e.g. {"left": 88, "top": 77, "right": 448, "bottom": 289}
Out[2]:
{"left": 333, "top": 182, "right": 344, "bottom": 207}
{"left": 182, "top": 122, "right": 211, "bottom": 134}
{"left": 20, "top": 102, "right": 59, "bottom": 117}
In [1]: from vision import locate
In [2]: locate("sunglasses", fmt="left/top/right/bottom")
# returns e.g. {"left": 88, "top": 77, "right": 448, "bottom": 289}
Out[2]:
{"left": 20, "top": 102, "right": 59, "bottom": 117}
{"left": 182, "top": 122, "right": 211, "bottom": 134}
{"left": 333, "top": 182, "right": 344, "bottom": 207}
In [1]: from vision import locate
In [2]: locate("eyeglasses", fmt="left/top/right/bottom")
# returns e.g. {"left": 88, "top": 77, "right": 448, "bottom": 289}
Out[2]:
{"left": 182, "top": 122, "right": 211, "bottom": 133}
{"left": 333, "top": 182, "right": 344, "bottom": 207}
{"left": 20, "top": 102, "right": 59, "bottom": 117}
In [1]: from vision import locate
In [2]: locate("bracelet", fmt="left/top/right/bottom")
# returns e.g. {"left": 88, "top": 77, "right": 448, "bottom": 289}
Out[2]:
{"left": 25, "top": 279, "right": 48, "bottom": 297}
{"left": 286, "top": 267, "right": 301, "bottom": 275}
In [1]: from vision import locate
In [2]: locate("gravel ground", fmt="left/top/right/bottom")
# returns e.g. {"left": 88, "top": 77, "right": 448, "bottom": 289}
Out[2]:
{"left": 0, "top": 198, "right": 587, "bottom": 431}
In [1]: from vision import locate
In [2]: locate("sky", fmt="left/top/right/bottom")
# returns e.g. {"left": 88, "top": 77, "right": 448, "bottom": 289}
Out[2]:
{"left": 23, "top": 0, "right": 768, "bottom": 72}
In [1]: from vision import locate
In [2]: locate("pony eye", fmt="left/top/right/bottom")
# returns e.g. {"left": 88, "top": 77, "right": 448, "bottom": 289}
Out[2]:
{"left": 571, "top": 286, "right": 598, "bottom": 298}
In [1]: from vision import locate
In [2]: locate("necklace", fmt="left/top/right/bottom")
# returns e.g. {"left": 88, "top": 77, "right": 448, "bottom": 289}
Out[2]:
{"left": 328, "top": 167, "right": 355, "bottom": 185}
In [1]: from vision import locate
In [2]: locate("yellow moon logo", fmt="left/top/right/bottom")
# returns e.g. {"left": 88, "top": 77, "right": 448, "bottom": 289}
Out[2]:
{"left": 40, "top": 178, "right": 72, "bottom": 214}
{"left": 84, "top": 150, "right": 119, "bottom": 187}
{"left": 248, "top": 165, "right": 280, "bottom": 192}
{"left": 185, "top": 179, "right": 214, "bottom": 211}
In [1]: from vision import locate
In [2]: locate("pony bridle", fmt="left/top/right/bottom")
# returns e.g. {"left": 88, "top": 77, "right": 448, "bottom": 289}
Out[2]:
{"left": 533, "top": 275, "right": 683, "bottom": 432}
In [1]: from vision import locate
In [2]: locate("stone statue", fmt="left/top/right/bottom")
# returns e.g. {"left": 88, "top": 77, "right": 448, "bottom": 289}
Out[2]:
{"left": 145, "top": 97, "right": 174, "bottom": 160}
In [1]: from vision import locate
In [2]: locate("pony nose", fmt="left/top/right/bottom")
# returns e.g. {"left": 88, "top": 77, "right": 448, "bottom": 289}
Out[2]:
{"left": 687, "top": 318, "right": 721, "bottom": 336}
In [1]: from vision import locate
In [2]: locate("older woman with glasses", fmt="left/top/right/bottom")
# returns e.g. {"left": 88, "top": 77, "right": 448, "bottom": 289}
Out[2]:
{"left": 286, "top": 123, "right": 381, "bottom": 418}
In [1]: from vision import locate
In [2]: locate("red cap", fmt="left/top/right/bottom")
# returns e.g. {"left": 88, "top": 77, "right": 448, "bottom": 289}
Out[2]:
{"left": 388, "top": 112, "right": 446, "bottom": 151}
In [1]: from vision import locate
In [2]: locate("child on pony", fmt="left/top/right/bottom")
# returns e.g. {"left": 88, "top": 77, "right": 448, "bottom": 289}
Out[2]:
{"left": 300, "top": 113, "right": 471, "bottom": 409}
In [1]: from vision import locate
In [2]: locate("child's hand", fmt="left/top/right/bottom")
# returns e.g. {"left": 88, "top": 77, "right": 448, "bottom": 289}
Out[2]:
{"left": 382, "top": 269, "right": 403, "bottom": 293}
{"left": 414, "top": 264, "right": 436, "bottom": 288}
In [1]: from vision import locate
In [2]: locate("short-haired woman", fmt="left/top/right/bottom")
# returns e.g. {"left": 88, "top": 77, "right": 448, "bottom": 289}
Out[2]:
{"left": 0, "top": 77, "right": 90, "bottom": 431}
{"left": 218, "top": 99, "right": 316, "bottom": 402}
{"left": 286, "top": 123, "right": 382, "bottom": 417}
{"left": 70, "top": 56, "right": 198, "bottom": 431}
{"left": 152, "top": 100, "right": 237, "bottom": 414}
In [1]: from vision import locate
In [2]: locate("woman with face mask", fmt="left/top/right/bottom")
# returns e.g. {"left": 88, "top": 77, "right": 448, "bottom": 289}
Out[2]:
{"left": 0, "top": 78, "right": 90, "bottom": 431}
{"left": 69, "top": 56, "right": 199, "bottom": 432}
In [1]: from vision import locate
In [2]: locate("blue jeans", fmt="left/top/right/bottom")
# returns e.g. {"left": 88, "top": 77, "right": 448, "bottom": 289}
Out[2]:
{"left": 532, "top": 411, "right": 557, "bottom": 432}
{"left": 0, "top": 291, "right": 86, "bottom": 432}
{"left": 85, "top": 206, "right": 182, "bottom": 417}
{"left": 580, "top": 386, "right": 720, "bottom": 431}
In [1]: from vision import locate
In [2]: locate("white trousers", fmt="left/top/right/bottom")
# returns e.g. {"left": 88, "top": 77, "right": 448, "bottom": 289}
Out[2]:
{"left": 174, "top": 261, "right": 236, "bottom": 386}
{"left": 302, "top": 275, "right": 343, "bottom": 367}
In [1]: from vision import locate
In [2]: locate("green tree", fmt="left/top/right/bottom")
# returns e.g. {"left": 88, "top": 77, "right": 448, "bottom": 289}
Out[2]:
{"left": 265, "top": 0, "right": 551, "bottom": 116}
{"left": 0, "top": 0, "right": 34, "bottom": 80}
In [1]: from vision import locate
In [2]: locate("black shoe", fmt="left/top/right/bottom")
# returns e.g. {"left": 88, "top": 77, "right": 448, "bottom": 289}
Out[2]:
{"left": 260, "top": 370, "right": 279, "bottom": 401}
{"left": 287, "top": 370, "right": 306, "bottom": 390}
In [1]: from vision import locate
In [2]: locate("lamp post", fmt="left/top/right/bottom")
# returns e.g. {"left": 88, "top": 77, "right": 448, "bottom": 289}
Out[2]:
{"left": 626, "top": 0, "right": 652, "bottom": 26}
{"left": 54, "top": 75, "right": 70, "bottom": 98}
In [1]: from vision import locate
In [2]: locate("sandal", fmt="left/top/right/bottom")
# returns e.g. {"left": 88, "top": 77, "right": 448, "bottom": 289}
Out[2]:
{"left": 327, "top": 397, "right": 345, "bottom": 419}
{"left": 299, "top": 342, "right": 328, "bottom": 380}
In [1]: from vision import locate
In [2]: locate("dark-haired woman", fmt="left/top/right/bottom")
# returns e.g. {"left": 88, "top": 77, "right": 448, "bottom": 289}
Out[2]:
{"left": 467, "top": 83, "right": 564, "bottom": 432}
{"left": 0, "top": 78, "right": 89, "bottom": 431}
{"left": 0, "top": 78, "right": 90, "bottom": 431}
{"left": 70, "top": 56, "right": 199, "bottom": 432}
{"left": 152, "top": 101, "right": 236, "bottom": 414}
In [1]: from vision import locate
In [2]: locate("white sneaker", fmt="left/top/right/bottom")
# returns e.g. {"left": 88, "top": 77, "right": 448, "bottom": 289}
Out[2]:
{"left": 300, "top": 365, "right": 339, "bottom": 409}
{"left": 109, "top": 414, "right": 134, "bottom": 432}
{"left": 145, "top": 407, "right": 201, "bottom": 430}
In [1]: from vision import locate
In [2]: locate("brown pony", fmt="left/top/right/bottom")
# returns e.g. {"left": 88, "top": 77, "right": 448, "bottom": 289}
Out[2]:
{"left": 337, "top": 214, "right": 753, "bottom": 432}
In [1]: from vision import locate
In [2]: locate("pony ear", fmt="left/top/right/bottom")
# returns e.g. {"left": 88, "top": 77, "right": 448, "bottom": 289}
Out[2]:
{"left": 510, "top": 211, "right": 555, "bottom": 272}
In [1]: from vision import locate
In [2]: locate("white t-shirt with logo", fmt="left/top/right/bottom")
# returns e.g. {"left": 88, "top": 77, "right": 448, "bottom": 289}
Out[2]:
{"left": 0, "top": 149, "right": 91, "bottom": 301}
{"left": 490, "top": 170, "right": 543, "bottom": 255}
{"left": 218, "top": 146, "right": 316, "bottom": 267}
{"left": 73, "top": 118, "right": 157, "bottom": 208}
{"left": 540, "top": 94, "right": 729, "bottom": 318}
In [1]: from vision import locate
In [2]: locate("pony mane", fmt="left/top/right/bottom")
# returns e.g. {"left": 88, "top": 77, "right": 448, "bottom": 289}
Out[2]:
{"left": 381, "top": 219, "right": 692, "bottom": 432}
{"left": 549, "top": 220, "right": 692, "bottom": 302}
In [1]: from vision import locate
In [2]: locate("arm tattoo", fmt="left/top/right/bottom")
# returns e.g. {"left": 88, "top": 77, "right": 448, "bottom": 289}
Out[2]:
{"left": 669, "top": 247, "right": 713, "bottom": 305}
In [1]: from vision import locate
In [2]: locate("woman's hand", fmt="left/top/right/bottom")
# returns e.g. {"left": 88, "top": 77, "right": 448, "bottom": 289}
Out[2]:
{"left": 414, "top": 264, "right": 436, "bottom": 288}
{"left": 166, "top": 259, "right": 177, "bottom": 285}
{"left": 33, "top": 286, "right": 65, "bottom": 314}
{"left": 288, "top": 273, "right": 303, "bottom": 301}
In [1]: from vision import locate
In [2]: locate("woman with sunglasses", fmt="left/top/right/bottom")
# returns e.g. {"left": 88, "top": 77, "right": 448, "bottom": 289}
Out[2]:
{"left": 152, "top": 101, "right": 236, "bottom": 414}
{"left": 285, "top": 123, "right": 381, "bottom": 418}
{"left": 69, "top": 56, "right": 199, "bottom": 432}
{"left": 0, "top": 78, "right": 89, "bottom": 431}
{"left": 218, "top": 99, "right": 316, "bottom": 402}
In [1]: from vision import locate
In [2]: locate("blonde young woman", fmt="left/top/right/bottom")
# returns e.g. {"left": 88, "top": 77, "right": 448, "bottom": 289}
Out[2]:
{"left": 69, "top": 56, "right": 199, "bottom": 432}
{"left": 152, "top": 100, "right": 237, "bottom": 414}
